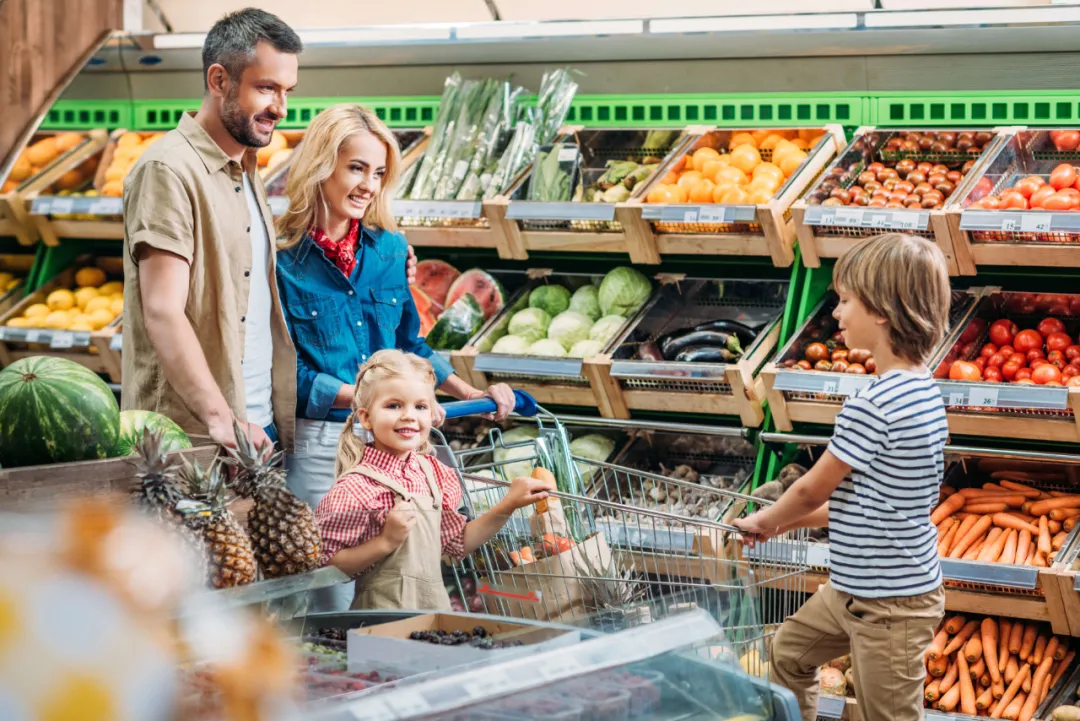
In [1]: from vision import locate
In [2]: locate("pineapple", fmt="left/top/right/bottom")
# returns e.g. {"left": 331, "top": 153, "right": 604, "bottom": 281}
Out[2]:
{"left": 181, "top": 458, "right": 258, "bottom": 589}
{"left": 224, "top": 421, "right": 322, "bottom": 578}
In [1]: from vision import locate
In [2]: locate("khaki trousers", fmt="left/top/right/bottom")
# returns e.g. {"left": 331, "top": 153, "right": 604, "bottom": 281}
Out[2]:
{"left": 771, "top": 582, "right": 945, "bottom": 721}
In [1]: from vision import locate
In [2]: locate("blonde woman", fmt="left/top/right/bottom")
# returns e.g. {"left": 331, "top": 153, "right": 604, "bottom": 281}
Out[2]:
{"left": 275, "top": 104, "right": 515, "bottom": 557}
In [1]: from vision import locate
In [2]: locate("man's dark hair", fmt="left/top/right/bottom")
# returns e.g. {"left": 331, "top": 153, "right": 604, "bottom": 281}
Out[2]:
{"left": 202, "top": 8, "right": 303, "bottom": 90}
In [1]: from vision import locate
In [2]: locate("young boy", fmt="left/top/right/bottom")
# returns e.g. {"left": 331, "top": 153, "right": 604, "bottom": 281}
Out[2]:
{"left": 735, "top": 233, "right": 951, "bottom": 721}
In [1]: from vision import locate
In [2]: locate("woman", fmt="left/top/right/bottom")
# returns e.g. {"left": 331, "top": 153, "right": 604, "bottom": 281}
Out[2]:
{"left": 275, "top": 103, "right": 515, "bottom": 532}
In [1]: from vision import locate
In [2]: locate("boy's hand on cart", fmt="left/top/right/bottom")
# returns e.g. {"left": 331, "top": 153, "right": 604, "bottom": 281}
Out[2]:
{"left": 504, "top": 476, "right": 555, "bottom": 510}
{"left": 733, "top": 513, "right": 779, "bottom": 548}
{"left": 381, "top": 499, "right": 416, "bottom": 549}
{"left": 406, "top": 245, "right": 417, "bottom": 285}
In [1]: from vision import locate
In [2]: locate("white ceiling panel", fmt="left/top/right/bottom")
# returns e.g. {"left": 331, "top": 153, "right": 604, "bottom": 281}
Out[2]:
{"left": 493, "top": 0, "right": 873, "bottom": 21}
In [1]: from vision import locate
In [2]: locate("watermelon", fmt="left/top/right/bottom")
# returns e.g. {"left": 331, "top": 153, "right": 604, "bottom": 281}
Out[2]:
{"left": 418, "top": 309, "right": 437, "bottom": 338}
{"left": 414, "top": 259, "right": 460, "bottom": 312}
{"left": 445, "top": 269, "right": 506, "bottom": 321}
{"left": 114, "top": 410, "right": 192, "bottom": 456}
{"left": 426, "top": 294, "right": 484, "bottom": 350}
{"left": 410, "top": 286, "right": 434, "bottom": 315}
{"left": 0, "top": 356, "right": 119, "bottom": 467}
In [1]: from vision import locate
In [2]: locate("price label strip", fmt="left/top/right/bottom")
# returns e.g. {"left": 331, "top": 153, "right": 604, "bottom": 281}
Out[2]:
{"left": 49, "top": 331, "right": 75, "bottom": 349}
{"left": 462, "top": 670, "right": 511, "bottom": 699}
{"left": 50, "top": 198, "right": 74, "bottom": 215}
{"left": 698, "top": 206, "right": 728, "bottom": 223}
{"left": 110, "top": 333, "right": 123, "bottom": 351}
{"left": 1020, "top": 213, "right": 1052, "bottom": 233}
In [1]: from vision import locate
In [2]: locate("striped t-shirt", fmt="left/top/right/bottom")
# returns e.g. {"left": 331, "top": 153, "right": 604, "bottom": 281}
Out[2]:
{"left": 826, "top": 369, "right": 948, "bottom": 598}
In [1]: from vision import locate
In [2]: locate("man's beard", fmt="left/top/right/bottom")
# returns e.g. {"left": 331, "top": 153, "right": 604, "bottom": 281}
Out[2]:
{"left": 221, "top": 88, "right": 275, "bottom": 148}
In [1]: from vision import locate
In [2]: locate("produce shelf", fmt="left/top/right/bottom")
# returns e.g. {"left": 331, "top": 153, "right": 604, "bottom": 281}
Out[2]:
{"left": 948, "top": 128, "right": 1080, "bottom": 275}
{"left": 604, "top": 277, "right": 788, "bottom": 426}
{"left": 637, "top": 126, "right": 846, "bottom": 267}
{"left": 790, "top": 126, "right": 1007, "bottom": 274}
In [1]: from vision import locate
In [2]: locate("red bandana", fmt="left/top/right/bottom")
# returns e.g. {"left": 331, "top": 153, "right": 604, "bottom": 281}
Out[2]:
{"left": 310, "top": 219, "right": 360, "bottom": 276}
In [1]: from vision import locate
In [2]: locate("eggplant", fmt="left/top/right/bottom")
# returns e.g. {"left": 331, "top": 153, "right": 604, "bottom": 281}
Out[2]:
{"left": 674, "top": 345, "right": 739, "bottom": 363}
{"left": 661, "top": 330, "right": 742, "bottom": 360}
{"left": 692, "top": 319, "right": 760, "bottom": 348}
{"left": 636, "top": 341, "right": 663, "bottom": 361}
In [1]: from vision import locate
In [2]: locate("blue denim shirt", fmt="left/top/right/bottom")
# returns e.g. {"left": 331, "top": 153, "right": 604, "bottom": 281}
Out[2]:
{"left": 276, "top": 226, "right": 455, "bottom": 422}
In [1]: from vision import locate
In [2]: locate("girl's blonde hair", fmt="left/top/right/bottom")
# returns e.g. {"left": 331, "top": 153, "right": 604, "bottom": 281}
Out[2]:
{"left": 276, "top": 103, "right": 401, "bottom": 249}
{"left": 335, "top": 349, "right": 438, "bottom": 477}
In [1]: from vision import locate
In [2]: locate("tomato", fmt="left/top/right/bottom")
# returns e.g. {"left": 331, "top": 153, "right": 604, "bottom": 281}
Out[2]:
{"left": 1031, "top": 359, "right": 1049, "bottom": 369}
{"left": 832, "top": 349, "right": 850, "bottom": 362}
{"left": 1000, "top": 345, "right": 1016, "bottom": 357}
{"left": 980, "top": 343, "right": 999, "bottom": 358}
{"left": 984, "top": 367, "right": 1004, "bottom": 383}
{"left": 977, "top": 196, "right": 1002, "bottom": 210}
{"left": 974, "top": 357, "right": 988, "bottom": 371}
{"left": 949, "top": 360, "right": 982, "bottom": 381}
{"left": 1064, "top": 365, "right": 1080, "bottom": 379}
{"left": 796, "top": 360, "right": 812, "bottom": 370}
{"left": 1016, "top": 378, "right": 1036, "bottom": 385}
{"left": 1046, "top": 381, "right": 1064, "bottom": 387}
{"left": 1038, "top": 318, "right": 1067, "bottom": 337}
{"left": 832, "top": 360, "right": 850, "bottom": 373}
{"left": 1015, "top": 368, "right": 1034, "bottom": 381}
{"left": 1000, "top": 191, "right": 1029, "bottom": 210}
{"left": 1047, "top": 332, "right": 1073, "bottom": 352}
{"left": 848, "top": 349, "right": 872, "bottom": 365}
{"left": 865, "top": 358, "right": 877, "bottom": 374}
{"left": 845, "top": 363, "right": 867, "bottom": 375}
{"left": 1030, "top": 185, "right": 1057, "bottom": 209}
{"left": 989, "top": 320, "right": 1018, "bottom": 347}
{"left": 1068, "top": 376, "right": 1080, "bottom": 387}
{"left": 1042, "top": 191, "right": 1080, "bottom": 211}
{"left": 1032, "top": 364, "right": 1063, "bottom": 385}
{"left": 1050, "top": 163, "right": 1079, "bottom": 191}
{"left": 970, "top": 176, "right": 993, "bottom": 201}
{"left": 1051, "top": 130, "right": 1080, "bottom": 152}
{"left": 1014, "top": 329, "right": 1045, "bottom": 353}
{"left": 960, "top": 317, "right": 987, "bottom": 345}
{"left": 1015, "top": 175, "right": 1046, "bottom": 199}
{"left": 1027, "top": 348, "right": 1047, "bottom": 362}
{"left": 1038, "top": 294, "right": 1070, "bottom": 313}
{"left": 805, "top": 342, "right": 829, "bottom": 363}
{"left": 1008, "top": 353, "right": 1027, "bottom": 366}
{"left": 1002, "top": 361, "right": 1022, "bottom": 380}
{"left": 1066, "top": 345, "right": 1080, "bottom": 361}
{"left": 987, "top": 353, "right": 1007, "bottom": 367}
{"left": 1048, "top": 350, "right": 1066, "bottom": 364}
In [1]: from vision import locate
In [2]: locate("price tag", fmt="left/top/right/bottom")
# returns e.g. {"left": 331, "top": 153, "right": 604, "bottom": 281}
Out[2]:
{"left": 947, "top": 391, "right": 966, "bottom": 407}
{"left": 49, "top": 331, "right": 75, "bottom": 349}
{"left": 110, "top": 333, "right": 123, "bottom": 351}
{"left": 537, "top": 654, "right": 586, "bottom": 681}
{"left": 557, "top": 146, "right": 580, "bottom": 162}
{"left": 869, "top": 213, "right": 889, "bottom": 228}
{"left": 823, "top": 379, "right": 839, "bottom": 394}
{"left": 682, "top": 209, "right": 699, "bottom": 223}
{"left": 1021, "top": 213, "right": 1052, "bottom": 233}
{"left": 50, "top": 198, "right": 74, "bottom": 215}
{"left": 462, "top": 670, "right": 510, "bottom": 699}
{"left": 384, "top": 694, "right": 432, "bottom": 716}
{"left": 969, "top": 387, "right": 999, "bottom": 407}
{"left": 833, "top": 208, "right": 864, "bottom": 226}
{"left": 1001, "top": 217, "right": 1017, "bottom": 232}
{"left": 350, "top": 700, "right": 396, "bottom": 721}
{"left": 838, "top": 375, "right": 865, "bottom": 397}
{"left": 88, "top": 198, "right": 121, "bottom": 215}
{"left": 698, "top": 206, "right": 727, "bottom": 223}
{"left": 892, "top": 211, "right": 919, "bottom": 230}
{"left": 24, "top": 330, "right": 40, "bottom": 343}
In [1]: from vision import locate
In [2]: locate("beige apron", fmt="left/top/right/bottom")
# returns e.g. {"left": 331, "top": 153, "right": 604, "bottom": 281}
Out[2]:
{"left": 346, "top": 455, "right": 452, "bottom": 611}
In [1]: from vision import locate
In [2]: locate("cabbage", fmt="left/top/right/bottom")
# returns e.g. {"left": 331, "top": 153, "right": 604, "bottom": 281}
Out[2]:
{"left": 589, "top": 315, "right": 626, "bottom": 345}
{"left": 528, "top": 338, "right": 568, "bottom": 357}
{"left": 547, "top": 310, "right": 595, "bottom": 351}
{"left": 508, "top": 307, "right": 551, "bottom": 344}
{"left": 569, "top": 339, "right": 604, "bottom": 358}
{"left": 500, "top": 426, "right": 540, "bottom": 447}
{"left": 528, "top": 284, "right": 571, "bottom": 317}
{"left": 491, "top": 334, "right": 532, "bottom": 355}
{"left": 493, "top": 427, "right": 540, "bottom": 480}
{"left": 570, "top": 433, "right": 617, "bottom": 482}
{"left": 599, "top": 266, "right": 652, "bottom": 317}
{"left": 569, "top": 285, "right": 602, "bottom": 320}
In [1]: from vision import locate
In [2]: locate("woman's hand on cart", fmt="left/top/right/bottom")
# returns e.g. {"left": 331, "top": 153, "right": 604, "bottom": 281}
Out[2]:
{"left": 483, "top": 384, "right": 517, "bottom": 421}
{"left": 732, "top": 513, "right": 780, "bottom": 549}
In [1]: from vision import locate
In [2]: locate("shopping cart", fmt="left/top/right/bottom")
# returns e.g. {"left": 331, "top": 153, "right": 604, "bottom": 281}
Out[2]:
{"left": 436, "top": 391, "right": 809, "bottom": 683}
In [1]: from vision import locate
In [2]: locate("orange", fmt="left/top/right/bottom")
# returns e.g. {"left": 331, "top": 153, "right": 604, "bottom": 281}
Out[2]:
{"left": 749, "top": 176, "right": 781, "bottom": 195}
{"left": 26, "top": 138, "right": 59, "bottom": 168}
{"left": 671, "top": 156, "right": 688, "bottom": 174}
{"left": 691, "top": 147, "right": 722, "bottom": 171}
{"left": 793, "top": 138, "right": 811, "bottom": 151}
{"left": 689, "top": 179, "right": 716, "bottom": 203}
{"left": 772, "top": 140, "right": 801, "bottom": 161}
{"left": 711, "top": 183, "right": 736, "bottom": 203}
{"left": 751, "top": 129, "right": 772, "bottom": 145}
{"left": 647, "top": 185, "right": 679, "bottom": 204}
{"left": 54, "top": 133, "right": 83, "bottom": 153}
{"left": 753, "top": 163, "right": 785, "bottom": 182}
{"left": 55, "top": 169, "right": 84, "bottom": 191}
{"left": 729, "top": 132, "right": 756, "bottom": 150}
{"left": 799, "top": 128, "right": 821, "bottom": 142}
{"left": 729, "top": 145, "right": 761, "bottom": 175}
{"left": 715, "top": 166, "right": 749, "bottom": 186}
{"left": 719, "top": 186, "right": 749, "bottom": 204}
{"left": 701, "top": 158, "right": 731, "bottom": 182}
{"left": 102, "top": 179, "right": 124, "bottom": 197}
{"left": 747, "top": 188, "right": 774, "bottom": 205}
{"left": 9, "top": 156, "right": 32, "bottom": 182}
{"left": 671, "top": 184, "right": 689, "bottom": 203}
{"left": 759, "top": 134, "right": 786, "bottom": 151}
{"left": 660, "top": 171, "right": 679, "bottom": 185}
{"left": 116, "top": 132, "right": 142, "bottom": 148}
{"left": 677, "top": 171, "right": 705, "bottom": 190}
{"left": 779, "top": 151, "right": 808, "bottom": 177}
{"left": 104, "top": 164, "right": 126, "bottom": 183}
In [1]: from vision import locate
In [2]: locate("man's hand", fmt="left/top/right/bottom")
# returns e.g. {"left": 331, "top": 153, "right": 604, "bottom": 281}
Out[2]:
{"left": 381, "top": 499, "right": 416, "bottom": 549}
{"left": 208, "top": 417, "right": 272, "bottom": 451}
{"left": 406, "top": 245, "right": 417, "bottom": 285}
{"left": 485, "top": 383, "right": 516, "bottom": 420}
{"left": 732, "top": 513, "right": 779, "bottom": 549}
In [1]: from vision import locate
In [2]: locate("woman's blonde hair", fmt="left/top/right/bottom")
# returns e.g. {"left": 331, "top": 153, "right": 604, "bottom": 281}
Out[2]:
{"left": 335, "top": 349, "right": 438, "bottom": 477}
{"left": 833, "top": 233, "right": 951, "bottom": 364}
{"left": 276, "top": 103, "right": 401, "bottom": 249}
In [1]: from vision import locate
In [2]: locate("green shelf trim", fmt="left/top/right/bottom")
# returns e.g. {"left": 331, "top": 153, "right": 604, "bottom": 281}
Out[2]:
{"left": 281, "top": 97, "right": 441, "bottom": 128}
{"left": 565, "top": 93, "right": 868, "bottom": 128}
{"left": 871, "top": 91, "right": 1080, "bottom": 127}
{"left": 42, "top": 100, "right": 132, "bottom": 131}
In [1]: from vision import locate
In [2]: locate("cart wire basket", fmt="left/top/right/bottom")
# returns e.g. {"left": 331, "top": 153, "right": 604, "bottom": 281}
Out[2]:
{"left": 435, "top": 392, "right": 809, "bottom": 683}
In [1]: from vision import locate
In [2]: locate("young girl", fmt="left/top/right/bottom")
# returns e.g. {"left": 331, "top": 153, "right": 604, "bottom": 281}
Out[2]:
{"left": 315, "top": 349, "right": 553, "bottom": 611}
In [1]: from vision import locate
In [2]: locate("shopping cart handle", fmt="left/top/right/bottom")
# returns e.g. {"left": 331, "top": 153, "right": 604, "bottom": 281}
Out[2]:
{"left": 441, "top": 390, "right": 539, "bottom": 419}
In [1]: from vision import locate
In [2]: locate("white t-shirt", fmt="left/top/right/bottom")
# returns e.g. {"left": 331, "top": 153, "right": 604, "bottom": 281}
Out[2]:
{"left": 241, "top": 173, "right": 274, "bottom": 428}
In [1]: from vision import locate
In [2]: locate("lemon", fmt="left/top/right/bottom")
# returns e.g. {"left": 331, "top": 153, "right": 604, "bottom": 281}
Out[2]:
{"left": 88, "top": 308, "right": 114, "bottom": 330}
{"left": 75, "top": 267, "right": 107, "bottom": 288}
{"left": 69, "top": 313, "right": 94, "bottom": 328}
{"left": 23, "top": 303, "right": 49, "bottom": 320}
{"left": 5, "top": 278, "right": 19, "bottom": 292}
{"left": 68, "top": 319, "right": 94, "bottom": 332}
{"left": 97, "top": 281, "right": 123, "bottom": 296}
{"left": 84, "top": 296, "right": 112, "bottom": 314}
{"left": 43, "top": 310, "right": 71, "bottom": 329}
{"left": 109, "top": 297, "right": 123, "bottom": 316}
{"left": 74, "top": 286, "right": 99, "bottom": 309}
{"left": 6, "top": 317, "right": 29, "bottom": 328}
{"left": 46, "top": 289, "right": 75, "bottom": 311}
{"left": 0, "top": 273, "right": 14, "bottom": 286}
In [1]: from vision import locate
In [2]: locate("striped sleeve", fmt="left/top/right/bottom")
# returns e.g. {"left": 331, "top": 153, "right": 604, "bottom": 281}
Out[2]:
{"left": 828, "top": 395, "right": 889, "bottom": 473}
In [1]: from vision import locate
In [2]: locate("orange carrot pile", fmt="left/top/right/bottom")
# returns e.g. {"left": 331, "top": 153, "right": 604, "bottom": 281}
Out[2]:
{"left": 931, "top": 481, "right": 1080, "bottom": 567}
{"left": 924, "top": 615, "right": 1071, "bottom": 720}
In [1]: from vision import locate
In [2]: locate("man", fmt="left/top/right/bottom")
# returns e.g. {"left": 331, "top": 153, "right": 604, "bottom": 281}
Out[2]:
{"left": 122, "top": 8, "right": 416, "bottom": 451}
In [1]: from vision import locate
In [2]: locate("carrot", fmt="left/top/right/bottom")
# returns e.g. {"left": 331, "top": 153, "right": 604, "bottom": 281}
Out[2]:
{"left": 966, "top": 494, "right": 1029, "bottom": 508}
{"left": 941, "top": 485, "right": 957, "bottom": 496}
{"left": 1022, "top": 670, "right": 1032, "bottom": 693}
{"left": 966, "top": 502, "right": 1010, "bottom": 514}
{"left": 924, "top": 679, "right": 942, "bottom": 702}
{"left": 1041, "top": 637, "right": 1059, "bottom": 667}
{"left": 1026, "top": 545, "right": 1038, "bottom": 565}
{"left": 1015, "top": 529, "right": 1031, "bottom": 566}
{"left": 1032, "top": 634, "right": 1049, "bottom": 665}
{"left": 1068, "top": 517, "right": 1078, "bottom": 532}
{"left": 999, "top": 619, "right": 1013, "bottom": 673}
{"left": 950, "top": 515, "right": 981, "bottom": 553}
{"left": 999, "top": 480, "right": 1043, "bottom": 498}
{"left": 991, "top": 663, "right": 1030, "bottom": 718}
{"left": 936, "top": 515, "right": 957, "bottom": 534}
{"left": 1008, "top": 512, "right": 1038, "bottom": 523}
{"left": 979, "top": 528, "right": 1009, "bottom": 562}
{"left": 1038, "top": 515, "right": 1053, "bottom": 555}
{"left": 1009, "top": 621, "right": 1024, "bottom": 655}
{"left": 1039, "top": 670, "right": 1053, "bottom": 705}
{"left": 980, "top": 483, "right": 1007, "bottom": 493}
{"left": 928, "top": 629, "right": 950, "bottom": 660}
{"left": 936, "top": 683, "right": 961, "bottom": 712}
{"left": 984, "top": 672, "right": 994, "bottom": 689}
{"left": 1005, "top": 692, "right": 1027, "bottom": 720}
{"left": 1053, "top": 531, "right": 1069, "bottom": 551}
{"left": 1028, "top": 495, "right": 1080, "bottom": 517}
{"left": 1049, "top": 519, "right": 1063, "bottom": 534}
{"left": 1056, "top": 639, "right": 1069, "bottom": 661}
{"left": 956, "top": 512, "right": 977, "bottom": 521}
{"left": 928, "top": 653, "right": 949, "bottom": 677}
{"left": 932, "top": 493, "right": 967, "bottom": 525}
{"left": 1051, "top": 650, "right": 1075, "bottom": 688}
{"left": 958, "top": 653, "right": 977, "bottom": 715}
{"left": 977, "top": 686, "right": 995, "bottom": 711}
{"left": 951, "top": 516, "right": 994, "bottom": 559}
{"left": 938, "top": 519, "right": 961, "bottom": 555}
{"left": 1019, "top": 658, "right": 1051, "bottom": 721}
{"left": 994, "top": 677, "right": 1006, "bottom": 699}
{"left": 945, "top": 615, "right": 968, "bottom": 635}
{"left": 1050, "top": 507, "right": 1080, "bottom": 521}
{"left": 1034, "top": 551, "right": 1048, "bottom": 567}
{"left": 1000, "top": 530, "right": 1019, "bottom": 565}
{"left": 1005, "top": 655, "right": 1019, "bottom": 684}
{"left": 1020, "top": 624, "right": 1038, "bottom": 660}
{"left": 940, "top": 658, "right": 960, "bottom": 692}
{"left": 964, "top": 540, "right": 986, "bottom": 561}
{"left": 965, "top": 634, "right": 984, "bottom": 664}
{"left": 993, "top": 513, "right": 1041, "bottom": 535}
{"left": 971, "top": 656, "right": 986, "bottom": 681}
{"left": 945, "top": 620, "right": 981, "bottom": 657}
{"left": 983, "top": 617, "right": 1002, "bottom": 684}
{"left": 958, "top": 487, "right": 1011, "bottom": 498}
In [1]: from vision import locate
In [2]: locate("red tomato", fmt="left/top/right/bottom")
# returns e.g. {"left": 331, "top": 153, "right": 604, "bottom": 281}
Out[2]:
{"left": 989, "top": 320, "right": 1018, "bottom": 347}
{"left": 1015, "top": 367, "right": 1034, "bottom": 381}
{"left": 980, "top": 343, "right": 999, "bottom": 358}
{"left": 1066, "top": 345, "right": 1080, "bottom": 361}
{"left": 1014, "top": 329, "right": 1044, "bottom": 353}
{"left": 1027, "top": 349, "right": 1046, "bottom": 362}
{"left": 983, "top": 367, "right": 1004, "bottom": 383}
{"left": 1030, "top": 185, "right": 1057, "bottom": 209}
{"left": 1064, "top": 365, "right": 1080, "bottom": 379}
{"left": 974, "top": 357, "right": 988, "bottom": 371}
{"left": 961, "top": 342, "right": 977, "bottom": 358}
{"left": 1002, "top": 361, "right": 1022, "bottom": 380}
{"left": 1015, "top": 176, "right": 1046, "bottom": 199}
{"left": 1031, "top": 359, "right": 1048, "bottom": 368}
{"left": 1042, "top": 191, "right": 1080, "bottom": 211}
{"left": 1032, "top": 364, "right": 1063, "bottom": 385}
{"left": 1047, "top": 332, "right": 1073, "bottom": 352}
{"left": 1051, "top": 130, "right": 1080, "bottom": 152}
{"left": 977, "top": 196, "right": 1002, "bottom": 210}
{"left": 999, "top": 345, "right": 1016, "bottom": 357}
{"left": 1016, "top": 379, "right": 1036, "bottom": 385}
{"left": 1048, "top": 350, "right": 1066, "bottom": 364}
{"left": 1008, "top": 353, "right": 1027, "bottom": 366}
{"left": 1000, "top": 191, "right": 1029, "bottom": 210}
{"left": 949, "top": 360, "right": 982, "bottom": 381}
{"left": 1038, "top": 318, "right": 1067, "bottom": 336}
{"left": 987, "top": 353, "right": 1007, "bottom": 367}
{"left": 1068, "top": 376, "right": 1080, "bottom": 387}
{"left": 1046, "top": 381, "right": 1064, "bottom": 387}
{"left": 1050, "top": 163, "right": 1079, "bottom": 191}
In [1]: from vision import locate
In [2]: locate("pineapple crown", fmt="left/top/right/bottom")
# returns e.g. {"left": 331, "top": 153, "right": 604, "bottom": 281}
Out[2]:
{"left": 131, "top": 428, "right": 185, "bottom": 511}
{"left": 180, "top": 458, "right": 229, "bottom": 511}
{"left": 222, "top": 419, "right": 287, "bottom": 498}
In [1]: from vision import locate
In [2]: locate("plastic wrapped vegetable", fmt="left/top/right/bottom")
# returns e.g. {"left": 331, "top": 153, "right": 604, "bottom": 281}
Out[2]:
{"left": 425, "top": 295, "right": 484, "bottom": 350}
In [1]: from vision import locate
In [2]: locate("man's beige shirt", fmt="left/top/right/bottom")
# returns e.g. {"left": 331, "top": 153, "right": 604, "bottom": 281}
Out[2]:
{"left": 121, "top": 113, "right": 296, "bottom": 449}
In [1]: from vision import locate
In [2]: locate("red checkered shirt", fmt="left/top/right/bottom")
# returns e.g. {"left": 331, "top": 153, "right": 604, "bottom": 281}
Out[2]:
{"left": 315, "top": 445, "right": 467, "bottom": 566}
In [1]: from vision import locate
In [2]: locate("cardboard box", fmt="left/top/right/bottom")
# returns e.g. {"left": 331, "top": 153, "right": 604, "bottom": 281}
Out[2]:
{"left": 346, "top": 612, "right": 579, "bottom": 674}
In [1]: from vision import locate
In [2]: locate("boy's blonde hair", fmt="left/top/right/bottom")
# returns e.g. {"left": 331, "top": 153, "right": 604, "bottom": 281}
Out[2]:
{"left": 335, "top": 349, "right": 437, "bottom": 478}
{"left": 276, "top": 103, "right": 401, "bottom": 250}
{"left": 833, "top": 233, "right": 951, "bottom": 364}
